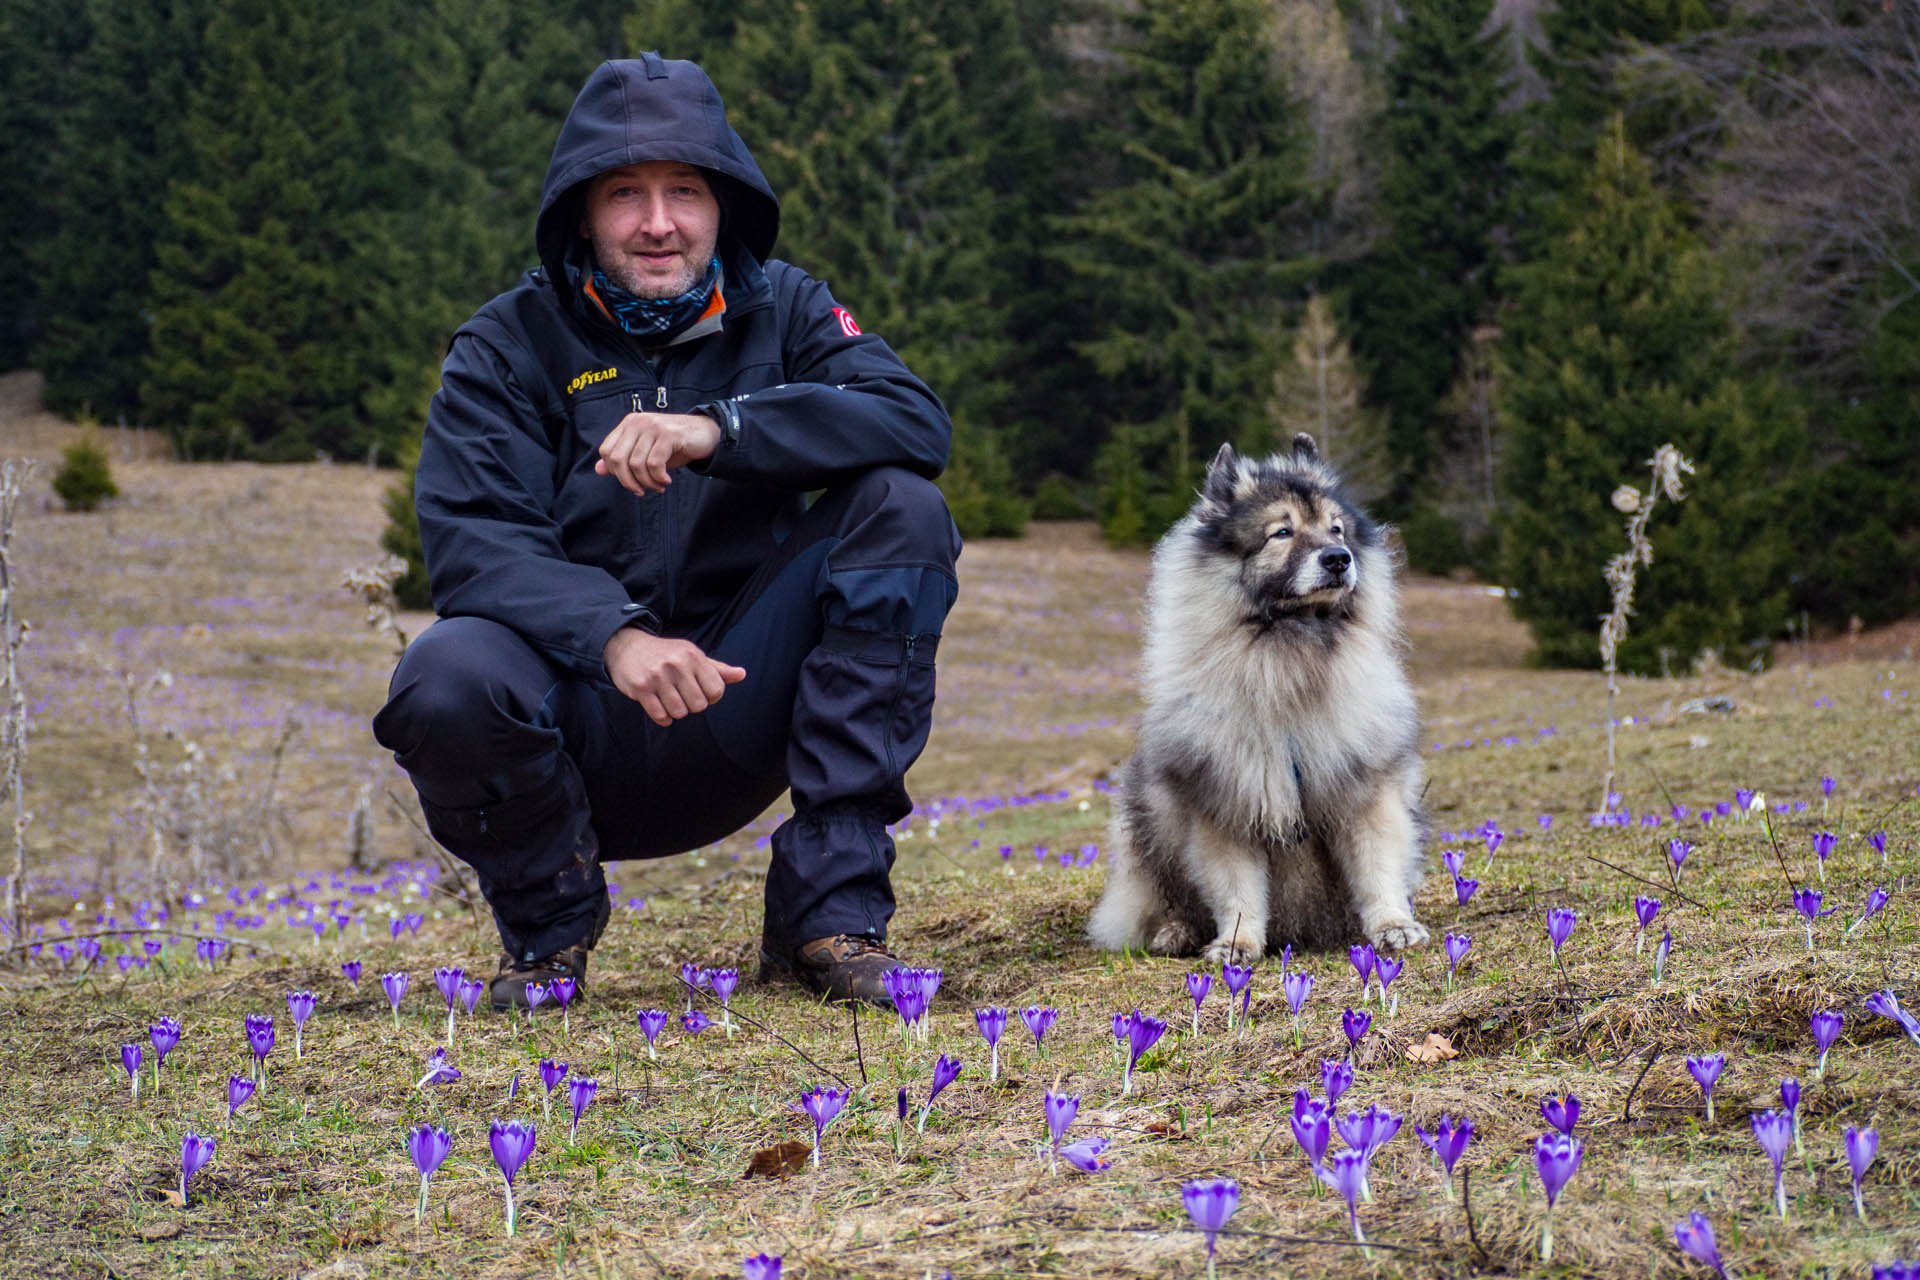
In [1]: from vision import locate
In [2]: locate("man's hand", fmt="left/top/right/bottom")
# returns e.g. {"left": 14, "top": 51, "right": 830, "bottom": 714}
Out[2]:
{"left": 604, "top": 627, "right": 746, "bottom": 727}
{"left": 596, "top": 411, "right": 721, "bottom": 495}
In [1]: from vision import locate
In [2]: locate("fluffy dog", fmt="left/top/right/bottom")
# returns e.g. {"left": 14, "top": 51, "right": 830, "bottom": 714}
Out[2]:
{"left": 1088, "top": 435, "right": 1428, "bottom": 964}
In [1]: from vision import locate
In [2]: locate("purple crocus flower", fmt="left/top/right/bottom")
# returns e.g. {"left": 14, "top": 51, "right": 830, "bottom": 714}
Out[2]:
{"left": 148, "top": 1016, "right": 181, "bottom": 1093}
{"left": 1811, "top": 831, "right": 1837, "bottom": 880}
{"left": 1322, "top": 1058, "right": 1354, "bottom": 1109}
{"left": 1342, "top": 1007, "right": 1371, "bottom": 1055}
{"left": 1534, "top": 1132, "right": 1584, "bottom": 1260}
{"left": 537, "top": 1058, "right": 568, "bottom": 1125}
{"left": 797, "top": 1085, "right": 849, "bottom": 1166}
{"left": 1539, "top": 813, "right": 1554, "bottom": 830}
{"left": 1633, "top": 897, "right": 1662, "bottom": 952}
{"left": 972, "top": 1006, "right": 1007, "bottom": 1080}
{"left": 568, "top": 1076, "right": 597, "bottom": 1143}
{"left": 677, "top": 961, "right": 703, "bottom": 1010}
{"left": 341, "top": 959, "right": 362, "bottom": 989}
{"left": 709, "top": 968, "right": 738, "bottom": 1036}
{"left": 1181, "top": 1177, "right": 1240, "bottom": 1279}
{"left": 525, "top": 982, "right": 550, "bottom": 1017}
{"left": 1792, "top": 887, "right": 1836, "bottom": 951}
{"left": 244, "top": 1013, "right": 274, "bottom": 1083}
{"left": 1864, "top": 988, "right": 1920, "bottom": 1045}
{"left": 1441, "top": 847, "right": 1464, "bottom": 878}
{"left": 1751, "top": 1109, "right": 1793, "bottom": 1218}
{"left": 917, "top": 1055, "right": 963, "bottom": 1132}
{"left": 414, "top": 1047, "right": 461, "bottom": 1089}
{"left": 459, "top": 977, "right": 485, "bottom": 1016}
{"left": 1059, "top": 1136, "right": 1112, "bottom": 1172}
{"left": 1282, "top": 970, "right": 1314, "bottom": 1047}
{"left": 883, "top": 969, "right": 926, "bottom": 1034}
{"left": 1348, "top": 944, "right": 1376, "bottom": 1002}
{"left": 743, "top": 1254, "right": 782, "bottom": 1280}
{"left": 1668, "top": 838, "right": 1694, "bottom": 880}
{"left": 381, "top": 971, "right": 409, "bottom": 1030}
{"left": 1482, "top": 826, "right": 1505, "bottom": 872}
{"left": 1850, "top": 886, "right": 1891, "bottom": 936}
{"left": 682, "top": 1008, "right": 714, "bottom": 1036}
{"left": 406, "top": 1123, "right": 452, "bottom": 1223}
{"left": 1319, "top": 1148, "right": 1371, "bottom": 1250}
{"left": 1415, "top": 1116, "right": 1473, "bottom": 1197}
{"left": 1687, "top": 1053, "right": 1727, "bottom": 1122}
{"left": 1655, "top": 928, "right": 1673, "bottom": 983}
{"left": 225, "top": 1074, "right": 255, "bottom": 1129}
{"left": 120, "top": 1042, "right": 142, "bottom": 1100}
{"left": 636, "top": 1008, "right": 669, "bottom": 1060}
{"left": 286, "top": 990, "right": 316, "bottom": 1059}
{"left": 1545, "top": 908, "right": 1578, "bottom": 959}
{"left": 1868, "top": 831, "right": 1888, "bottom": 864}
{"left": 1022, "top": 1005, "right": 1058, "bottom": 1055}
{"left": 1220, "top": 963, "right": 1252, "bottom": 1031}
{"left": 1374, "top": 955, "right": 1404, "bottom": 1014}
{"left": 1673, "top": 1212, "right": 1727, "bottom": 1277}
{"left": 1454, "top": 875, "right": 1479, "bottom": 907}
{"left": 488, "top": 1118, "right": 537, "bottom": 1236}
{"left": 1043, "top": 1089, "right": 1079, "bottom": 1163}
{"left": 1846, "top": 1126, "right": 1878, "bottom": 1220}
{"left": 1443, "top": 932, "right": 1471, "bottom": 988}
{"left": 1290, "top": 1090, "right": 1332, "bottom": 1177}
{"left": 433, "top": 965, "right": 465, "bottom": 1009}
{"left": 1120, "top": 1010, "right": 1167, "bottom": 1094}
{"left": 1811, "top": 1009, "right": 1844, "bottom": 1076}
{"left": 1780, "top": 1078, "right": 1803, "bottom": 1153}
{"left": 1540, "top": 1093, "right": 1580, "bottom": 1136}
{"left": 180, "top": 1132, "right": 216, "bottom": 1208}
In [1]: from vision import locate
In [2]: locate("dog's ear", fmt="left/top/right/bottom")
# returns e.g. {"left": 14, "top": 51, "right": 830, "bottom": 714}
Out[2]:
{"left": 1291, "top": 433, "right": 1318, "bottom": 461}
{"left": 1203, "top": 442, "right": 1239, "bottom": 506}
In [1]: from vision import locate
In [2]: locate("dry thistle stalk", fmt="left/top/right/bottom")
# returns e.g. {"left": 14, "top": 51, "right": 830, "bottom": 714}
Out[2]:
{"left": 342, "top": 556, "right": 411, "bottom": 656}
{"left": 1599, "top": 443, "right": 1695, "bottom": 811}
{"left": 0, "top": 459, "right": 35, "bottom": 945}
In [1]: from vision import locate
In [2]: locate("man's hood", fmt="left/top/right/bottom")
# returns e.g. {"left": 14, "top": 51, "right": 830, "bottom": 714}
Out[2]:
{"left": 536, "top": 54, "right": 780, "bottom": 293}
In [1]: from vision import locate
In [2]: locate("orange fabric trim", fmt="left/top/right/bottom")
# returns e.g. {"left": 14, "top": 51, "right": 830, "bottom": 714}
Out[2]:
{"left": 583, "top": 277, "right": 614, "bottom": 321}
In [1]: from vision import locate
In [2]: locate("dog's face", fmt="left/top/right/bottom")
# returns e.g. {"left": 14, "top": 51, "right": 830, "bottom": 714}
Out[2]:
{"left": 1193, "top": 436, "right": 1375, "bottom": 623}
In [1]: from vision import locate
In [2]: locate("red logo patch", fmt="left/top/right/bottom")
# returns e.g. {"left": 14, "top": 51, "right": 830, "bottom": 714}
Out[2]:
{"left": 832, "top": 306, "right": 861, "bottom": 337}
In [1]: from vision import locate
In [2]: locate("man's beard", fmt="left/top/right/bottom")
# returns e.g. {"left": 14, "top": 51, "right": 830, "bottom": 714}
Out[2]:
{"left": 593, "top": 244, "right": 708, "bottom": 299}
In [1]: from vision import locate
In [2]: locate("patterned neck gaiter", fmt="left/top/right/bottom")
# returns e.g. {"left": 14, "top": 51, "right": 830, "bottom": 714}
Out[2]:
{"left": 585, "top": 258, "right": 723, "bottom": 343}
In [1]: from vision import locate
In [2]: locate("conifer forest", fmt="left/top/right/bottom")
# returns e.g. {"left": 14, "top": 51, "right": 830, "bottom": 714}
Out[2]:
{"left": 3, "top": 0, "right": 1917, "bottom": 668}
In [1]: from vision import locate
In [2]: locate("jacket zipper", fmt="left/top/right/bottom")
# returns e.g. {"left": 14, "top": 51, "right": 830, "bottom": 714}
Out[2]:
{"left": 882, "top": 635, "right": 917, "bottom": 779}
{"left": 634, "top": 379, "right": 679, "bottom": 620}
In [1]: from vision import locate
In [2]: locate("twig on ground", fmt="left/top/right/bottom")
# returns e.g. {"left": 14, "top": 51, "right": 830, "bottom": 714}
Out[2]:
{"left": 1586, "top": 854, "right": 1709, "bottom": 911}
{"left": 679, "top": 975, "right": 850, "bottom": 1088}
{"left": 850, "top": 998, "right": 868, "bottom": 1084}
{"left": 1622, "top": 1045, "right": 1660, "bottom": 1123}
{"left": 1461, "top": 1163, "right": 1488, "bottom": 1267}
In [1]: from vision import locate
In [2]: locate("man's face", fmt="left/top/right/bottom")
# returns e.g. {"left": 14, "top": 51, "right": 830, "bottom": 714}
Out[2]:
{"left": 579, "top": 161, "right": 721, "bottom": 299}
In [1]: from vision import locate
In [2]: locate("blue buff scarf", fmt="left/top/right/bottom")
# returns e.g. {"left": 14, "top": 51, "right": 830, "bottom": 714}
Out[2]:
{"left": 586, "top": 257, "right": 723, "bottom": 342}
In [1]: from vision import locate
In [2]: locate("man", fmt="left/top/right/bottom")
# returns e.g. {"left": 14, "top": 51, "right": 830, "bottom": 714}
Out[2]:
{"left": 372, "top": 54, "right": 960, "bottom": 1008}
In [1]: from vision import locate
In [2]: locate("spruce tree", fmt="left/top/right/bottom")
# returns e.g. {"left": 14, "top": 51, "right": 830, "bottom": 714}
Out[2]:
{"left": 141, "top": 0, "right": 402, "bottom": 461}
{"left": 1345, "top": 0, "right": 1512, "bottom": 513}
{"left": 1496, "top": 120, "right": 1805, "bottom": 671}
{"left": 1060, "top": 0, "right": 1314, "bottom": 544}
{"left": 1270, "top": 292, "right": 1394, "bottom": 500}
{"left": 34, "top": 0, "right": 206, "bottom": 422}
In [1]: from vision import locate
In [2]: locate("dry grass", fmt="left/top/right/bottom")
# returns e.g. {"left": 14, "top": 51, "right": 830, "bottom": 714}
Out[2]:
{"left": 1, "top": 369, "right": 1918, "bottom": 1278}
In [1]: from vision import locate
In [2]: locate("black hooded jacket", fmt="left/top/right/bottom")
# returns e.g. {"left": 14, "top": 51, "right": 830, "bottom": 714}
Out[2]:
{"left": 415, "top": 54, "right": 952, "bottom": 680}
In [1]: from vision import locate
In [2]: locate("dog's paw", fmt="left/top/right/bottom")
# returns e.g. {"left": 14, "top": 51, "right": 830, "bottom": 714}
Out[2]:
{"left": 1201, "top": 934, "right": 1264, "bottom": 967}
{"left": 1146, "top": 919, "right": 1200, "bottom": 956}
{"left": 1369, "top": 918, "right": 1429, "bottom": 952}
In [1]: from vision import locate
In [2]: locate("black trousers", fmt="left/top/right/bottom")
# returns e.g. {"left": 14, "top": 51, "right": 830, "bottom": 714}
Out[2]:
{"left": 372, "top": 467, "right": 960, "bottom": 962}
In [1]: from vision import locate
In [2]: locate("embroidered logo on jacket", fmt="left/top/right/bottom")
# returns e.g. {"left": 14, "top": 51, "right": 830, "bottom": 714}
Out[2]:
{"left": 566, "top": 366, "right": 618, "bottom": 395}
{"left": 831, "top": 306, "right": 861, "bottom": 337}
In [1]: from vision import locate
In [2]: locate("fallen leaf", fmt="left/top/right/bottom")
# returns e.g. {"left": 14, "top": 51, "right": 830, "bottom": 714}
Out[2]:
{"left": 1405, "top": 1032, "right": 1459, "bottom": 1063}
{"left": 138, "top": 1220, "right": 182, "bottom": 1240}
{"left": 155, "top": 1188, "right": 187, "bottom": 1208}
{"left": 742, "top": 1141, "right": 811, "bottom": 1179}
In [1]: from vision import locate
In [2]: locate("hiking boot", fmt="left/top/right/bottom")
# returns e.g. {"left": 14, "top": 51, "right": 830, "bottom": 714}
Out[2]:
{"left": 759, "top": 932, "right": 905, "bottom": 1004}
{"left": 489, "top": 891, "right": 611, "bottom": 1012}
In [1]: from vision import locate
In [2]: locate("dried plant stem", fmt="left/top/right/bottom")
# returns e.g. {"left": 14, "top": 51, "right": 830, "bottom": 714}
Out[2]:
{"left": 1598, "top": 445, "right": 1695, "bottom": 813}
{"left": 0, "top": 459, "right": 34, "bottom": 945}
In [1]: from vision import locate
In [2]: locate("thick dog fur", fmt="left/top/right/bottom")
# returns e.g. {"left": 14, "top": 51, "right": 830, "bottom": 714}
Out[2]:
{"left": 1088, "top": 435, "right": 1428, "bottom": 965}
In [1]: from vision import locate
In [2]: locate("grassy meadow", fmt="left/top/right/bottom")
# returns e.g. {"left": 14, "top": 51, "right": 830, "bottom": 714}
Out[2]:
{"left": 0, "top": 370, "right": 1917, "bottom": 1278}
